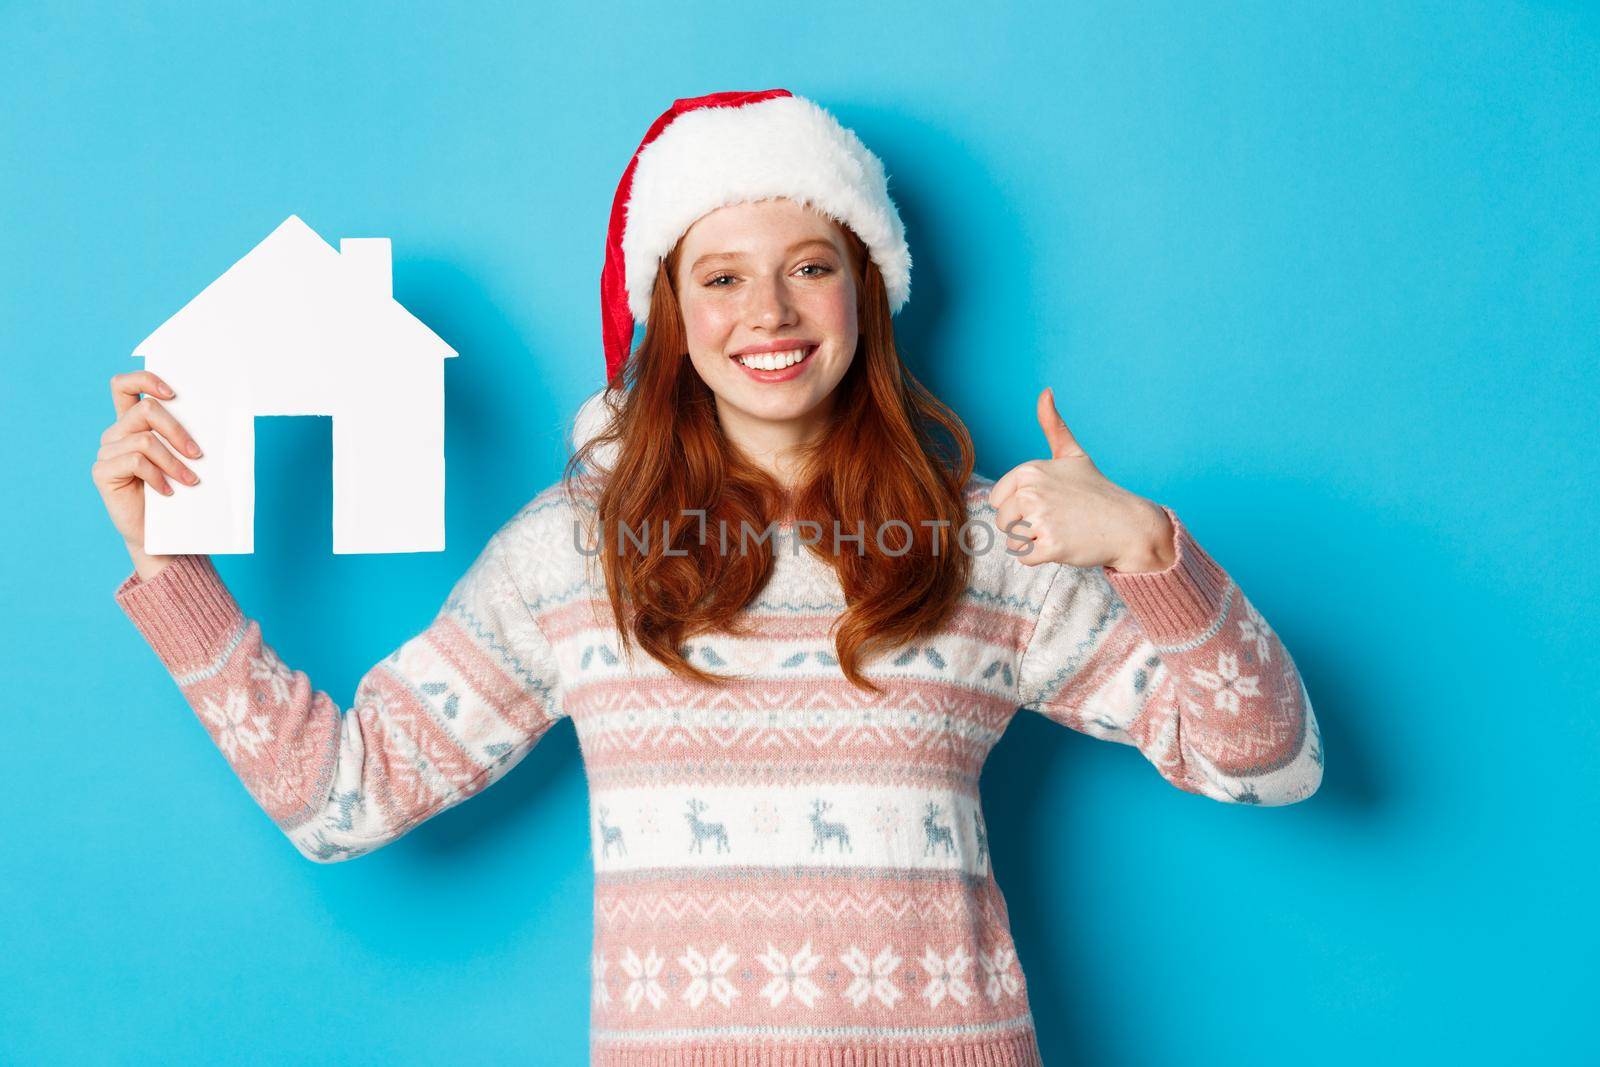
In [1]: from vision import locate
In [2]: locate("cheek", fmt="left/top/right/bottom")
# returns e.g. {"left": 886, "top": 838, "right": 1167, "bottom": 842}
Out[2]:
{"left": 816, "top": 278, "right": 857, "bottom": 327}
{"left": 812, "top": 288, "right": 857, "bottom": 344}
{"left": 681, "top": 300, "right": 737, "bottom": 382}
{"left": 682, "top": 299, "right": 735, "bottom": 349}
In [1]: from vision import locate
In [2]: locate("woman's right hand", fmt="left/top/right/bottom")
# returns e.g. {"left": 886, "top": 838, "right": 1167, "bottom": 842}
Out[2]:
{"left": 93, "top": 370, "right": 205, "bottom": 577}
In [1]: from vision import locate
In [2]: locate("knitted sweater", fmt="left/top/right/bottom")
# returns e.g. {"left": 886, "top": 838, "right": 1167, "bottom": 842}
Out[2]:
{"left": 114, "top": 472, "right": 1322, "bottom": 1066}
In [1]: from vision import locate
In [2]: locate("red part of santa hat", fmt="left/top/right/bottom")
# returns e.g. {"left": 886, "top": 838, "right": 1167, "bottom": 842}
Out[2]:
{"left": 597, "top": 89, "right": 913, "bottom": 390}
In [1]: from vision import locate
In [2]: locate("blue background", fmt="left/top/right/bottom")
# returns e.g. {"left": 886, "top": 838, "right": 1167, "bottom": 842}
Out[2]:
{"left": 6, "top": 2, "right": 1596, "bottom": 1063}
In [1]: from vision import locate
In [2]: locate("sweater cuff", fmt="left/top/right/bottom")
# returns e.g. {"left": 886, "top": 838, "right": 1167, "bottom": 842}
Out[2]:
{"left": 1102, "top": 505, "right": 1230, "bottom": 643}
{"left": 114, "top": 554, "right": 245, "bottom": 673}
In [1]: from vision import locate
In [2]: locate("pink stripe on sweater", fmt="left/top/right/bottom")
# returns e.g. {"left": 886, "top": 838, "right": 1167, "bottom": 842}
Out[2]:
{"left": 541, "top": 598, "right": 1036, "bottom": 648}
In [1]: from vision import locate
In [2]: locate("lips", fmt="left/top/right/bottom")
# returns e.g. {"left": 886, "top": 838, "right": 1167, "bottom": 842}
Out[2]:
{"left": 730, "top": 344, "right": 817, "bottom": 371}
{"left": 730, "top": 343, "right": 817, "bottom": 381}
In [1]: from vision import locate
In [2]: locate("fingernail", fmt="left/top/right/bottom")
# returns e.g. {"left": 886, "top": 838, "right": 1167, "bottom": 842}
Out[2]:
{"left": 188, "top": 443, "right": 202, "bottom": 458}
{"left": 182, "top": 470, "right": 198, "bottom": 484}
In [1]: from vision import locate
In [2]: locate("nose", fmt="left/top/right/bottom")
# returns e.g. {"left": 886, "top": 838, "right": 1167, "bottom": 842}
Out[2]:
{"left": 748, "top": 271, "right": 798, "bottom": 331}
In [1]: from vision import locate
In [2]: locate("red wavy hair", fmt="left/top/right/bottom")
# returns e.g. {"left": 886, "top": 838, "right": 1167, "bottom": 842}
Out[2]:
{"left": 562, "top": 220, "right": 975, "bottom": 695}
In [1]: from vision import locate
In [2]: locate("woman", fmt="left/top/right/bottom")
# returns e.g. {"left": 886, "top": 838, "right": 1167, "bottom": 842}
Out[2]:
{"left": 97, "top": 89, "right": 1322, "bottom": 1065}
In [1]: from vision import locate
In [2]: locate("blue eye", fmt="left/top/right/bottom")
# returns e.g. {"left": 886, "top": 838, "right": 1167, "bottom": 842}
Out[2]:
{"left": 705, "top": 264, "right": 832, "bottom": 288}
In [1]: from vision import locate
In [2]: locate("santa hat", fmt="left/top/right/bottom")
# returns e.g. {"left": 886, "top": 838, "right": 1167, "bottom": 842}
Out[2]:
{"left": 571, "top": 89, "right": 912, "bottom": 469}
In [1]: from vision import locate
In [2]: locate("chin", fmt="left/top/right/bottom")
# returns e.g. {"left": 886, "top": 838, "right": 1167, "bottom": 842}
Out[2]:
{"left": 732, "top": 394, "right": 816, "bottom": 421}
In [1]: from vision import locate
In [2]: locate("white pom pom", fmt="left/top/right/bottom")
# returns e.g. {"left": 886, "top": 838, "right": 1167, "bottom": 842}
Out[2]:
{"left": 570, "top": 387, "right": 623, "bottom": 473}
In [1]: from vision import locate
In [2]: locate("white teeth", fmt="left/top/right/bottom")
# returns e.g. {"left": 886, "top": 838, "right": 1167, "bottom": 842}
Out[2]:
{"left": 736, "top": 347, "right": 810, "bottom": 370}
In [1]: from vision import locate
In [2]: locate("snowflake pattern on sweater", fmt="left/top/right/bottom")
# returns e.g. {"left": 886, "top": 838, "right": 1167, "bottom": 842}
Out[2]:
{"left": 114, "top": 473, "right": 1321, "bottom": 1065}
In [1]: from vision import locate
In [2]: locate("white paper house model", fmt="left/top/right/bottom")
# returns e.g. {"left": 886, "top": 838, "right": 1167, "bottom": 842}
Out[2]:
{"left": 133, "top": 215, "right": 457, "bottom": 555}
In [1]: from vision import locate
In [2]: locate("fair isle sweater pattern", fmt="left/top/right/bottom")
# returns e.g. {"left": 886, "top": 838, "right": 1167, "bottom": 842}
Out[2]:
{"left": 114, "top": 473, "right": 1322, "bottom": 1066}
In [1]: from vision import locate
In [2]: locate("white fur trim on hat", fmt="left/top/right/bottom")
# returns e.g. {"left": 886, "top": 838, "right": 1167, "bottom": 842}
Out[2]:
{"left": 570, "top": 386, "right": 623, "bottom": 471}
{"left": 621, "top": 94, "right": 912, "bottom": 322}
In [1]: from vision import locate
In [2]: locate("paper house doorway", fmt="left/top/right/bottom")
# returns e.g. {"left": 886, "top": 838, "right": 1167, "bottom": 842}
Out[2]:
{"left": 253, "top": 414, "right": 334, "bottom": 557}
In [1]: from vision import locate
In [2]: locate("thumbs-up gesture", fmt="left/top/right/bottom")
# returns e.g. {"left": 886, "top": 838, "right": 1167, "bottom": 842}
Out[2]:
{"left": 987, "top": 388, "right": 1177, "bottom": 573}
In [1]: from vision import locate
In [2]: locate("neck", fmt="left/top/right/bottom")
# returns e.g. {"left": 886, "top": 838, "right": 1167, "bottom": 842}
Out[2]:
{"left": 715, "top": 395, "right": 833, "bottom": 491}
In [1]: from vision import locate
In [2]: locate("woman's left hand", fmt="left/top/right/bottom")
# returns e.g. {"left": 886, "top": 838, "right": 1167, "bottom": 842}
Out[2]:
{"left": 987, "top": 388, "right": 1177, "bottom": 573}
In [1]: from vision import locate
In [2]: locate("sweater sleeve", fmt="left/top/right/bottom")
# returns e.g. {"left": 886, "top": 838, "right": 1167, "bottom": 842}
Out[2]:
{"left": 112, "top": 531, "right": 567, "bottom": 862}
{"left": 1014, "top": 505, "right": 1322, "bottom": 805}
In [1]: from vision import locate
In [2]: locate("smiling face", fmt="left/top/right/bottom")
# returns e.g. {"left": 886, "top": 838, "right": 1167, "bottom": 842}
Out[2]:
{"left": 673, "top": 197, "right": 859, "bottom": 457}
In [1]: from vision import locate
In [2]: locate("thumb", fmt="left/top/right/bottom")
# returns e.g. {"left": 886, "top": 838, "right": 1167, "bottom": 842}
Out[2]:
{"left": 1037, "top": 387, "right": 1085, "bottom": 459}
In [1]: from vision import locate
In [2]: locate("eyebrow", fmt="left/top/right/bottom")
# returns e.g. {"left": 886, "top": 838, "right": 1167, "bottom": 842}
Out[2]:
{"left": 690, "top": 238, "right": 837, "bottom": 273}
